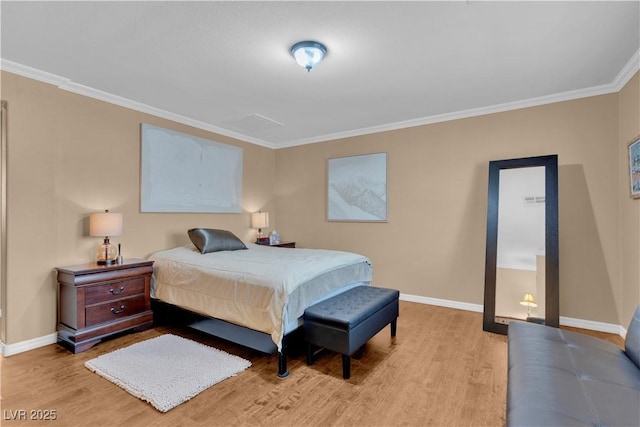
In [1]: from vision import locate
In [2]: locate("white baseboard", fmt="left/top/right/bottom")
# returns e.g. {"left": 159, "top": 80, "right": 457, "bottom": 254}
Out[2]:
{"left": 400, "top": 293, "right": 484, "bottom": 313}
{"left": 400, "top": 293, "right": 625, "bottom": 338}
{"left": 619, "top": 326, "right": 628, "bottom": 339}
{"left": 559, "top": 316, "right": 625, "bottom": 336}
{"left": 1, "top": 333, "right": 57, "bottom": 357}
{"left": 0, "top": 296, "right": 627, "bottom": 357}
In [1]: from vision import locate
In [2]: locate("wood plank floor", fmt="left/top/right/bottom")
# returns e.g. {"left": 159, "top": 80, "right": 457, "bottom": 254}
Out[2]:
{"left": 0, "top": 302, "right": 623, "bottom": 427}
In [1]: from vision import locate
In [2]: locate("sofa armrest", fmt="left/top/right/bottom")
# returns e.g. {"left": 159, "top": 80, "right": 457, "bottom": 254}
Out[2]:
{"left": 624, "top": 305, "right": 640, "bottom": 369}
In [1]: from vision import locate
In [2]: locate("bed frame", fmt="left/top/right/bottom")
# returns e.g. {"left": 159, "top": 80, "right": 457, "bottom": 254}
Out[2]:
{"left": 151, "top": 299, "right": 299, "bottom": 377}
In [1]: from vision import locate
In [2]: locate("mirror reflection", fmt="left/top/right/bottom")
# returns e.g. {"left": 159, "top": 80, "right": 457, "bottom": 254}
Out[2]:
{"left": 495, "top": 167, "right": 546, "bottom": 325}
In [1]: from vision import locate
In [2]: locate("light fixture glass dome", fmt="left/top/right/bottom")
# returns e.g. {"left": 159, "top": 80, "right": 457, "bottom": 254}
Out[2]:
{"left": 290, "top": 41, "right": 327, "bottom": 72}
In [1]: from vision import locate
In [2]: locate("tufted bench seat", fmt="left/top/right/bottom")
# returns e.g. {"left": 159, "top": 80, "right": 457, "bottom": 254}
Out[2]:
{"left": 304, "top": 285, "right": 399, "bottom": 379}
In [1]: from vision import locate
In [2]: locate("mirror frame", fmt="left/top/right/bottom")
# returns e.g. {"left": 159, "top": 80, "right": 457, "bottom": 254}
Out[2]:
{"left": 483, "top": 154, "right": 559, "bottom": 334}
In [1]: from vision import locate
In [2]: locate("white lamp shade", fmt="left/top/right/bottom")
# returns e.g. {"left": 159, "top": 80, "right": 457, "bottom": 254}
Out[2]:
{"left": 251, "top": 212, "right": 269, "bottom": 229}
{"left": 89, "top": 211, "right": 123, "bottom": 237}
{"left": 519, "top": 293, "right": 538, "bottom": 308}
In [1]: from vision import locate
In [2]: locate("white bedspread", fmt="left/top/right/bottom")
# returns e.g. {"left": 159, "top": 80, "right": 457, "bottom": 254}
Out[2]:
{"left": 149, "top": 243, "right": 372, "bottom": 350}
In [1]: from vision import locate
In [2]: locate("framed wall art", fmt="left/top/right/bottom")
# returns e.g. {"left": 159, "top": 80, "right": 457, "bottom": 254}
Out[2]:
{"left": 327, "top": 152, "right": 387, "bottom": 222}
{"left": 629, "top": 135, "right": 640, "bottom": 199}
{"left": 140, "top": 124, "right": 243, "bottom": 213}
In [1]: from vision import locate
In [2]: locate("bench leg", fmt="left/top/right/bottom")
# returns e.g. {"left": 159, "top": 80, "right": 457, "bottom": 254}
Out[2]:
{"left": 306, "top": 344, "right": 314, "bottom": 365}
{"left": 342, "top": 354, "right": 351, "bottom": 379}
{"left": 391, "top": 318, "right": 397, "bottom": 337}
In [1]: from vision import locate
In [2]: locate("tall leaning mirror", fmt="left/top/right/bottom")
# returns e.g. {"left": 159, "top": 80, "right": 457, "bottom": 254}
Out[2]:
{"left": 483, "top": 155, "right": 559, "bottom": 334}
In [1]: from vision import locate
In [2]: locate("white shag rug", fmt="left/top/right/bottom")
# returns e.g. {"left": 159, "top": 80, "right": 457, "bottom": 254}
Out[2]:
{"left": 84, "top": 334, "right": 251, "bottom": 412}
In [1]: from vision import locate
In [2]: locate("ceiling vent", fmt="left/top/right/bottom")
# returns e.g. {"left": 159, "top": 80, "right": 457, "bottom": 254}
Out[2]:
{"left": 522, "top": 196, "right": 545, "bottom": 207}
{"left": 222, "top": 113, "right": 284, "bottom": 134}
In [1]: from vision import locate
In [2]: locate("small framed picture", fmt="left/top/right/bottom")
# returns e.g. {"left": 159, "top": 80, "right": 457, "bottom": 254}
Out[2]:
{"left": 629, "top": 135, "right": 640, "bottom": 199}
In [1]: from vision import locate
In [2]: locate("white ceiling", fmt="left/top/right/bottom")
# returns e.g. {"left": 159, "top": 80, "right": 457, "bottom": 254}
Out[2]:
{"left": 1, "top": 1, "right": 639, "bottom": 149}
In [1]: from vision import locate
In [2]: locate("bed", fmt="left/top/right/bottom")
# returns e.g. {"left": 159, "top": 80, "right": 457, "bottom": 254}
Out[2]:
{"left": 148, "top": 230, "right": 372, "bottom": 377}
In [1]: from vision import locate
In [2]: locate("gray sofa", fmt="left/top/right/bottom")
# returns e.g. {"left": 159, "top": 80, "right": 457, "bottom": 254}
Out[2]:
{"left": 507, "top": 306, "right": 640, "bottom": 427}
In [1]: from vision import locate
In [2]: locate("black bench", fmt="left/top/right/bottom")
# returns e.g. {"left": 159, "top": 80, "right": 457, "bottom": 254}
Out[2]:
{"left": 303, "top": 285, "right": 399, "bottom": 379}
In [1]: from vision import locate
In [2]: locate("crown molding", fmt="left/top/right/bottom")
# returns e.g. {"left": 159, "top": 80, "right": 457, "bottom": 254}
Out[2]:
{"left": 612, "top": 48, "right": 640, "bottom": 92}
{"left": 3, "top": 49, "right": 639, "bottom": 150}
{"left": 0, "top": 60, "right": 70, "bottom": 87}
{"left": 279, "top": 83, "right": 616, "bottom": 148}
{"left": 278, "top": 48, "right": 640, "bottom": 148}
{"left": 0, "top": 59, "right": 277, "bottom": 149}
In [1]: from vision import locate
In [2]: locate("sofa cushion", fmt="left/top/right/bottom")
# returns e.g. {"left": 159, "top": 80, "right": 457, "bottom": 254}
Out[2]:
{"left": 625, "top": 305, "right": 640, "bottom": 369}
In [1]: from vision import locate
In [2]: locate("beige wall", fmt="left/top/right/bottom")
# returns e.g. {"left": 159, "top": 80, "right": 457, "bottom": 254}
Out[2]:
{"left": 1, "top": 71, "right": 276, "bottom": 344}
{"left": 619, "top": 73, "right": 640, "bottom": 328}
{"left": 3, "top": 69, "right": 639, "bottom": 346}
{"left": 276, "top": 92, "right": 624, "bottom": 324}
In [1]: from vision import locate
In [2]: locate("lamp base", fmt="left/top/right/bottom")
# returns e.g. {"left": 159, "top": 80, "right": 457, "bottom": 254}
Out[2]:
{"left": 96, "top": 239, "right": 118, "bottom": 266}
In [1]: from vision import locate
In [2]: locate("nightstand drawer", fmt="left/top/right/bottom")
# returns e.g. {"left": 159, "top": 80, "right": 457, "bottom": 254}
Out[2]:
{"left": 85, "top": 277, "right": 146, "bottom": 305}
{"left": 85, "top": 294, "right": 148, "bottom": 326}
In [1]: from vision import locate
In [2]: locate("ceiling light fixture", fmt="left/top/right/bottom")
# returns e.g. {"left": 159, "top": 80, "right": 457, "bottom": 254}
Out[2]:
{"left": 290, "top": 40, "right": 327, "bottom": 72}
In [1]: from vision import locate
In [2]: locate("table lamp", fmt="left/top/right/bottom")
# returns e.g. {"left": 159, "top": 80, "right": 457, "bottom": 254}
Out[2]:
{"left": 251, "top": 211, "right": 269, "bottom": 242}
{"left": 89, "top": 210, "right": 123, "bottom": 265}
{"left": 519, "top": 293, "right": 538, "bottom": 317}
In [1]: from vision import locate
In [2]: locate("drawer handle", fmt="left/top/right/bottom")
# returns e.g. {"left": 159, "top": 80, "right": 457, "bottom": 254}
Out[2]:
{"left": 110, "top": 304, "right": 126, "bottom": 314}
{"left": 109, "top": 286, "right": 125, "bottom": 295}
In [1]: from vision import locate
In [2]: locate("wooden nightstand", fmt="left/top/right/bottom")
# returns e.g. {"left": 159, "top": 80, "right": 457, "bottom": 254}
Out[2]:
{"left": 56, "top": 258, "right": 154, "bottom": 353}
{"left": 272, "top": 241, "right": 295, "bottom": 248}
{"left": 258, "top": 241, "right": 296, "bottom": 248}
